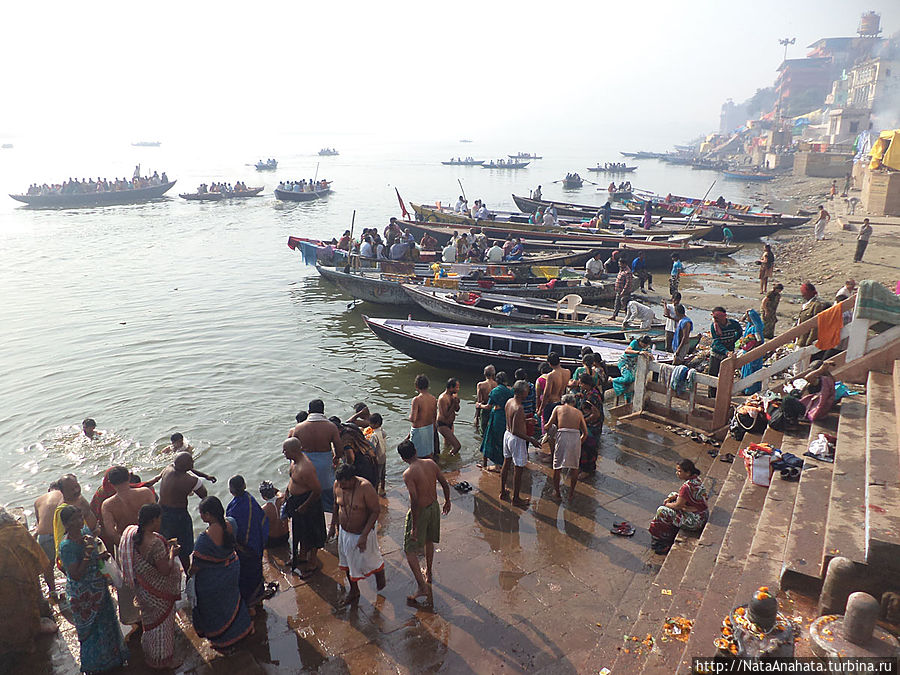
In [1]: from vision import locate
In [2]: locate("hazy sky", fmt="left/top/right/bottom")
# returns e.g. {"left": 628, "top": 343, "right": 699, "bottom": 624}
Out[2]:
{"left": 3, "top": 0, "right": 898, "bottom": 145}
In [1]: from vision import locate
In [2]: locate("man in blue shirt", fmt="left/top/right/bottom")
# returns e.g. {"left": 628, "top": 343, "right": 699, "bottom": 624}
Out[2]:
{"left": 598, "top": 202, "right": 612, "bottom": 227}
{"left": 708, "top": 307, "right": 743, "bottom": 397}
{"left": 669, "top": 254, "right": 685, "bottom": 296}
{"left": 672, "top": 304, "right": 693, "bottom": 365}
{"left": 630, "top": 252, "right": 653, "bottom": 293}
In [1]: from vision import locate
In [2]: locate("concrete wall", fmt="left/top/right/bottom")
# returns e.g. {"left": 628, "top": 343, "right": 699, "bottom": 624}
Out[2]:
{"left": 863, "top": 170, "right": 900, "bottom": 216}
{"left": 793, "top": 151, "right": 854, "bottom": 178}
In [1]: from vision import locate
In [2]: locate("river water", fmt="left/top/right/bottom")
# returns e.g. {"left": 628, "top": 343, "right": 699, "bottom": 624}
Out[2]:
{"left": 0, "top": 132, "right": 765, "bottom": 513}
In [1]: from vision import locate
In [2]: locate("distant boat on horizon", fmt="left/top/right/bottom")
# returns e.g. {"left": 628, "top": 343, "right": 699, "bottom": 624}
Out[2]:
{"left": 459, "top": 139, "right": 473, "bottom": 143}
{"left": 1, "top": 143, "right": 13, "bottom": 149}
{"left": 132, "top": 141, "right": 161, "bottom": 147}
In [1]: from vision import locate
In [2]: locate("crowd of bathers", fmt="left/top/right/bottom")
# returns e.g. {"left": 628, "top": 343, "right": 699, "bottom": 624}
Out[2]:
{"left": 26, "top": 171, "right": 169, "bottom": 196}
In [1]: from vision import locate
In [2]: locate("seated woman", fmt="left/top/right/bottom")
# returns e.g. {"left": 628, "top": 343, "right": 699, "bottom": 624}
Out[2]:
{"left": 648, "top": 459, "right": 709, "bottom": 554}
{"left": 190, "top": 497, "right": 253, "bottom": 651}
{"left": 799, "top": 360, "right": 836, "bottom": 422}
{"left": 611, "top": 335, "right": 653, "bottom": 402}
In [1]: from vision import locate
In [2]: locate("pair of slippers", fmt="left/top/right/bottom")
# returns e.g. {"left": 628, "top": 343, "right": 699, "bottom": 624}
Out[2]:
{"left": 780, "top": 467, "right": 801, "bottom": 481}
{"left": 610, "top": 521, "right": 636, "bottom": 537}
{"left": 453, "top": 481, "right": 473, "bottom": 493}
{"left": 262, "top": 581, "right": 279, "bottom": 600}
{"left": 719, "top": 453, "right": 735, "bottom": 464}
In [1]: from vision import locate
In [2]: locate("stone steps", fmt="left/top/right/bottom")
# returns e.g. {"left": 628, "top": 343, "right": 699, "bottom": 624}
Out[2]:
{"left": 864, "top": 370, "right": 900, "bottom": 573}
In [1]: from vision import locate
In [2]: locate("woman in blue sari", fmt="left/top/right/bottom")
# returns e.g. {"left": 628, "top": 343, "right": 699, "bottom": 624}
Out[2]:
{"left": 480, "top": 372, "right": 513, "bottom": 469}
{"left": 611, "top": 336, "right": 653, "bottom": 402}
{"left": 190, "top": 496, "right": 253, "bottom": 651}
{"left": 738, "top": 309, "right": 766, "bottom": 395}
{"left": 57, "top": 505, "right": 128, "bottom": 674}
{"left": 226, "top": 475, "right": 269, "bottom": 612}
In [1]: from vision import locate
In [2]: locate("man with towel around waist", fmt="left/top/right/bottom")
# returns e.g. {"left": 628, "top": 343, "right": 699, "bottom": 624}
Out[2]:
{"left": 548, "top": 394, "right": 588, "bottom": 500}
{"left": 289, "top": 399, "right": 343, "bottom": 513}
{"left": 409, "top": 374, "right": 438, "bottom": 459}
{"left": 281, "top": 437, "right": 327, "bottom": 577}
{"left": 502, "top": 380, "right": 541, "bottom": 507}
{"left": 158, "top": 452, "right": 209, "bottom": 572}
{"left": 329, "top": 464, "right": 385, "bottom": 603}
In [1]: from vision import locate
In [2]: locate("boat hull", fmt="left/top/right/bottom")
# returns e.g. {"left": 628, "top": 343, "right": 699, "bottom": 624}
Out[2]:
{"left": 180, "top": 187, "right": 263, "bottom": 201}
{"left": 722, "top": 172, "right": 777, "bottom": 181}
{"left": 316, "top": 266, "right": 413, "bottom": 305}
{"left": 587, "top": 166, "right": 637, "bottom": 173}
{"left": 275, "top": 187, "right": 332, "bottom": 202}
{"left": 10, "top": 181, "right": 176, "bottom": 208}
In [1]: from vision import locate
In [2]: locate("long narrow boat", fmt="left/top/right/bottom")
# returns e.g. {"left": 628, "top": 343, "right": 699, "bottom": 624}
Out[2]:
{"left": 10, "top": 181, "right": 176, "bottom": 208}
{"left": 379, "top": 248, "right": 601, "bottom": 276}
{"left": 626, "top": 192, "right": 809, "bottom": 227}
{"left": 587, "top": 165, "right": 638, "bottom": 173}
{"left": 275, "top": 186, "right": 332, "bottom": 202}
{"left": 482, "top": 161, "right": 530, "bottom": 169}
{"left": 562, "top": 177, "right": 584, "bottom": 189}
{"left": 508, "top": 153, "right": 542, "bottom": 160}
{"left": 316, "top": 266, "right": 618, "bottom": 304}
{"left": 180, "top": 187, "right": 264, "bottom": 201}
{"left": 441, "top": 159, "right": 484, "bottom": 166}
{"left": 401, "top": 284, "right": 658, "bottom": 329}
{"left": 722, "top": 171, "right": 777, "bottom": 181}
{"left": 363, "top": 317, "right": 672, "bottom": 376}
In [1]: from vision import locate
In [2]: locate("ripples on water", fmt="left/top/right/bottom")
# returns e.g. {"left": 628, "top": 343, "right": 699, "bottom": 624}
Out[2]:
{"left": 0, "top": 135, "right": 764, "bottom": 519}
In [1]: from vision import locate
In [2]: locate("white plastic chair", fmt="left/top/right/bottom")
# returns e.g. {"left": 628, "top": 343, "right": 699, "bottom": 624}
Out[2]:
{"left": 555, "top": 294, "right": 583, "bottom": 319}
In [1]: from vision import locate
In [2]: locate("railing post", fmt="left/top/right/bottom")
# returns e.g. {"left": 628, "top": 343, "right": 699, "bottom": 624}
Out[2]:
{"left": 633, "top": 354, "right": 650, "bottom": 412}
{"left": 712, "top": 355, "right": 736, "bottom": 429}
{"left": 845, "top": 317, "right": 871, "bottom": 363}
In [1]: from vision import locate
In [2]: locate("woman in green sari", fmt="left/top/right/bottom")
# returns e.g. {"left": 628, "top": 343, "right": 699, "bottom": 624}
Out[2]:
{"left": 480, "top": 372, "right": 513, "bottom": 469}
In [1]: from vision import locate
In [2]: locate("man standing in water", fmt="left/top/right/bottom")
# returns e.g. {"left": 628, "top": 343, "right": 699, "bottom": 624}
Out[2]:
{"left": 282, "top": 437, "right": 327, "bottom": 577}
{"left": 475, "top": 365, "right": 497, "bottom": 434}
{"left": 290, "top": 399, "right": 343, "bottom": 512}
{"left": 399, "top": 439, "right": 451, "bottom": 604}
{"left": 541, "top": 352, "right": 571, "bottom": 430}
{"left": 409, "top": 375, "right": 437, "bottom": 459}
{"left": 437, "top": 378, "right": 462, "bottom": 455}
{"left": 502, "top": 380, "right": 540, "bottom": 507}
{"left": 329, "top": 464, "right": 385, "bottom": 603}
{"left": 100, "top": 466, "right": 156, "bottom": 627}
{"left": 158, "top": 452, "right": 209, "bottom": 571}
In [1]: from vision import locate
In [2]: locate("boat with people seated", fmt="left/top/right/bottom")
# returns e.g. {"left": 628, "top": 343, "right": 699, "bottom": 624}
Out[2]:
{"left": 318, "top": 148, "right": 339, "bottom": 156}
{"left": 588, "top": 164, "right": 637, "bottom": 173}
{"left": 722, "top": 170, "right": 777, "bottom": 181}
{"left": 180, "top": 186, "right": 263, "bottom": 201}
{"left": 562, "top": 174, "right": 584, "bottom": 189}
{"left": 255, "top": 159, "right": 278, "bottom": 171}
{"left": 364, "top": 316, "right": 672, "bottom": 377}
{"left": 441, "top": 157, "right": 485, "bottom": 166}
{"left": 508, "top": 153, "right": 542, "bottom": 160}
{"left": 275, "top": 182, "right": 332, "bottom": 201}
{"left": 483, "top": 160, "right": 530, "bottom": 169}
{"left": 10, "top": 180, "right": 176, "bottom": 208}
{"left": 131, "top": 141, "right": 161, "bottom": 147}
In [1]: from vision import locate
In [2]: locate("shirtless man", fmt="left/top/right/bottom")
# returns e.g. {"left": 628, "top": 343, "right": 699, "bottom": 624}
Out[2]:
{"left": 328, "top": 464, "right": 385, "bottom": 603}
{"left": 409, "top": 374, "right": 438, "bottom": 459}
{"left": 282, "top": 437, "right": 327, "bottom": 577}
{"left": 34, "top": 480, "right": 64, "bottom": 598}
{"left": 548, "top": 395, "right": 588, "bottom": 499}
{"left": 82, "top": 418, "right": 102, "bottom": 439}
{"left": 259, "top": 481, "right": 289, "bottom": 548}
{"left": 162, "top": 432, "right": 192, "bottom": 454}
{"left": 541, "top": 352, "right": 571, "bottom": 430}
{"left": 158, "top": 452, "right": 209, "bottom": 571}
{"left": 101, "top": 466, "right": 156, "bottom": 626}
{"left": 59, "top": 474, "right": 98, "bottom": 531}
{"left": 502, "top": 380, "right": 541, "bottom": 507}
{"left": 474, "top": 365, "right": 496, "bottom": 434}
{"left": 437, "top": 378, "right": 462, "bottom": 455}
{"left": 399, "top": 439, "right": 451, "bottom": 604}
{"left": 290, "top": 399, "right": 343, "bottom": 513}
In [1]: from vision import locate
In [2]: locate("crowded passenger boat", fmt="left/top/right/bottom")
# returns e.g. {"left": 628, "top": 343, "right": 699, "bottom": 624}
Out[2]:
{"left": 255, "top": 159, "right": 278, "bottom": 171}
{"left": 24, "top": 169, "right": 169, "bottom": 196}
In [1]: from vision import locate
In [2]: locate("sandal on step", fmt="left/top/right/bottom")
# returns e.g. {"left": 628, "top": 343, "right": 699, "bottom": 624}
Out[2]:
{"left": 719, "top": 453, "right": 735, "bottom": 463}
{"left": 610, "top": 522, "right": 636, "bottom": 537}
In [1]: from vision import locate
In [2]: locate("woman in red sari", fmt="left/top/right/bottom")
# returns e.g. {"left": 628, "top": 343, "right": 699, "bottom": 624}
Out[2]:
{"left": 648, "top": 459, "right": 708, "bottom": 554}
{"left": 120, "top": 504, "right": 182, "bottom": 669}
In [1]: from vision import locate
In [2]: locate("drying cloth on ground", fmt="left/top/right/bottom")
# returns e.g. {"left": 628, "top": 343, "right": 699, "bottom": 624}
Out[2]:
{"left": 410, "top": 424, "right": 435, "bottom": 458}
{"left": 853, "top": 279, "right": 900, "bottom": 324}
{"left": 669, "top": 365, "right": 696, "bottom": 394}
{"left": 815, "top": 302, "right": 845, "bottom": 350}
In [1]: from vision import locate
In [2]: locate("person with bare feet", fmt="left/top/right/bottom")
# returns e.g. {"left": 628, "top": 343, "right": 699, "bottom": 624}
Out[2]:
{"left": 158, "top": 452, "right": 209, "bottom": 571}
{"left": 437, "top": 378, "right": 462, "bottom": 455}
{"left": 502, "top": 380, "right": 541, "bottom": 507}
{"left": 409, "top": 374, "right": 438, "bottom": 459}
{"left": 34, "top": 479, "right": 64, "bottom": 600}
{"left": 281, "top": 437, "right": 327, "bottom": 578}
{"left": 480, "top": 372, "right": 513, "bottom": 470}
{"left": 101, "top": 465, "right": 157, "bottom": 628}
{"left": 290, "top": 399, "right": 343, "bottom": 512}
{"left": 399, "top": 439, "right": 451, "bottom": 604}
{"left": 548, "top": 394, "right": 588, "bottom": 500}
{"left": 541, "top": 352, "right": 571, "bottom": 432}
{"left": 474, "top": 365, "right": 496, "bottom": 434}
{"left": 329, "top": 464, "right": 385, "bottom": 603}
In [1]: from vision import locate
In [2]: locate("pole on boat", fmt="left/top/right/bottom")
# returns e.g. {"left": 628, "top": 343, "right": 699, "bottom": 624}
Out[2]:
{"left": 349, "top": 209, "right": 357, "bottom": 269}
{"left": 686, "top": 180, "right": 716, "bottom": 227}
{"left": 457, "top": 178, "right": 467, "bottom": 203}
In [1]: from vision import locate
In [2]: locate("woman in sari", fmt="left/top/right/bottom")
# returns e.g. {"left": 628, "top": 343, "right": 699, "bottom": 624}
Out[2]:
{"left": 611, "top": 335, "right": 653, "bottom": 402}
{"left": 760, "top": 284, "right": 783, "bottom": 340}
{"left": 57, "top": 505, "right": 129, "bottom": 674}
{"left": 190, "top": 496, "right": 253, "bottom": 651}
{"left": 737, "top": 309, "right": 766, "bottom": 395}
{"left": 648, "top": 459, "right": 709, "bottom": 555}
{"left": 119, "top": 503, "right": 181, "bottom": 669}
{"left": 573, "top": 372, "right": 604, "bottom": 476}
{"left": 226, "top": 475, "right": 268, "bottom": 612}
{"left": 480, "top": 372, "right": 513, "bottom": 469}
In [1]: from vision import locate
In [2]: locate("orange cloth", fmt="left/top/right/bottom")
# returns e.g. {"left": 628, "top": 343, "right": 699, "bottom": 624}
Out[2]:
{"left": 815, "top": 302, "right": 844, "bottom": 350}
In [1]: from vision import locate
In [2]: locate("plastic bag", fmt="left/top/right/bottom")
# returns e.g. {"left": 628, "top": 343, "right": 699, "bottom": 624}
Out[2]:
{"left": 99, "top": 556, "right": 124, "bottom": 589}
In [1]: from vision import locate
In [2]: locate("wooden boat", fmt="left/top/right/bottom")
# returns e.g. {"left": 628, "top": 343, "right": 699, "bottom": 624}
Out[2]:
{"left": 508, "top": 153, "right": 542, "bottom": 160}
{"left": 620, "top": 151, "right": 665, "bottom": 159}
{"left": 10, "top": 180, "right": 176, "bottom": 208}
{"left": 316, "top": 266, "right": 618, "bottom": 304}
{"left": 587, "top": 165, "right": 637, "bottom": 173}
{"left": 318, "top": 149, "right": 339, "bottom": 156}
{"left": 513, "top": 193, "right": 669, "bottom": 221}
{"left": 363, "top": 317, "right": 672, "bottom": 376}
{"left": 441, "top": 159, "right": 485, "bottom": 166}
{"left": 626, "top": 192, "right": 810, "bottom": 228}
{"left": 562, "top": 176, "right": 584, "bottom": 189}
{"left": 402, "top": 285, "right": 658, "bottom": 330}
{"left": 287, "top": 236, "right": 349, "bottom": 266}
{"left": 275, "top": 186, "right": 331, "bottom": 202}
{"left": 180, "top": 187, "right": 264, "bottom": 201}
{"left": 255, "top": 160, "right": 278, "bottom": 171}
{"left": 482, "top": 161, "right": 530, "bottom": 169}
{"left": 722, "top": 171, "right": 777, "bottom": 181}
{"left": 1, "top": 143, "right": 13, "bottom": 149}
{"left": 131, "top": 141, "right": 161, "bottom": 147}
{"left": 378, "top": 248, "right": 601, "bottom": 277}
